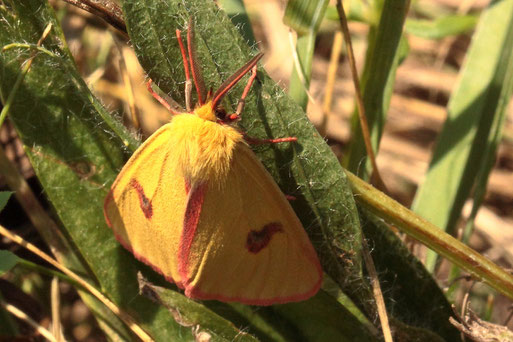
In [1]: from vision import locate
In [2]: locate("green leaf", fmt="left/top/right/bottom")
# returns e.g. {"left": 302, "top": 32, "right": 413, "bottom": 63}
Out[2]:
{"left": 283, "top": 0, "right": 329, "bottom": 36}
{"left": 0, "top": 250, "right": 20, "bottom": 275}
{"left": 288, "top": 33, "right": 316, "bottom": 110}
{"left": 412, "top": 0, "right": 513, "bottom": 272}
{"left": 0, "top": 6, "right": 132, "bottom": 333}
{"left": 405, "top": 14, "right": 478, "bottom": 40}
{"left": 0, "top": 191, "right": 12, "bottom": 212}
{"left": 202, "top": 290, "right": 376, "bottom": 341}
{"left": 284, "top": 0, "right": 329, "bottom": 109}
{"left": 361, "top": 209, "right": 460, "bottom": 341}
{"left": 344, "top": 0, "right": 409, "bottom": 176}
{"left": 272, "top": 291, "right": 377, "bottom": 341}
{"left": 448, "top": 19, "right": 513, "bottom": 291}
{"left": 139, "top": 277, "right": 259, "bottom": 342}
{"left": 122, "top": 0, "right": 366, "bottom": 313}
{"left": 121, "top": 0, "right": 381, "bottom": 338}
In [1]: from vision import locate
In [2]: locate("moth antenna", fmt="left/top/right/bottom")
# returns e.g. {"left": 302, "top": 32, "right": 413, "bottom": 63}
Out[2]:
{"left": 146, "top": 79, "right": 181, "bottom": 115}
{"left": 211, "top": 53, "right": 263, "bottom": 111}
{"left": 187, "top": 17, "right": 207, "bottom": 106}
{"left": 176, "top": 29, "right": 192, "bottom": 112}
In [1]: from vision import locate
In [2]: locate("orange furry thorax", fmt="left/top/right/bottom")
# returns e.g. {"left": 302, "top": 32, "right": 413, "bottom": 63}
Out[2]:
{"left": 168, "top": 102, "right": 244, "bottom": 186}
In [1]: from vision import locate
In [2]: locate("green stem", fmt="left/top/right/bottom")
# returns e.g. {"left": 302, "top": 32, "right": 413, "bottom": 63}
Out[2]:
{"left": 17, "top": 258, "right": 82, "bottom": 288}
{"left": 347, "top": 170, "right": 513, "bottom": 300}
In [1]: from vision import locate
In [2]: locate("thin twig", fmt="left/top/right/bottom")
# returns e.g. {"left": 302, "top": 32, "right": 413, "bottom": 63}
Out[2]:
{"left": 0, "top": 225, "right": 154, "bottom": 342}
{"left": 114, "top": 35, "right": 140, "bottom": 129}
{"left": 0, "top": 143, "right": 80, "bottom": 263}
{"left": 460, "top": 280, "right": 476, "bottom": 320}
{"left": 361, "top": 237, "right": 394, "bottom": 342}
{"left": 60, "top": 0, "right": 127, "bottom": 34}
{"left": 51, "top": 277, "right": 64, "bottom": 342}
{"left": 335, "top": 0, "right": 387, "bottom": 192}
{"left": 503, "top": 305, "right": 513, "bottom": 326}
{"left": 2, "top": 302, "right": 57, "bottom": 342}
{"left": 288, "top": 30, "right": 317, "bottom": 105}
{"left": 320, "top": 30, "right": 343, "bottom": 137}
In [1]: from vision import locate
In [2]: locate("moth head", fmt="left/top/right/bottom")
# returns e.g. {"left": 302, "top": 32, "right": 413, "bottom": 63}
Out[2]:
{"left": 194, "top": 101, "right": 217, "bottom": 122}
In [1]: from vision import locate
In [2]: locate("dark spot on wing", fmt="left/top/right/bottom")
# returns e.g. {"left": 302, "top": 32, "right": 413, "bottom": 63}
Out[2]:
{"left": 246, "top": 222, "right": 283, "bottom": 254}
{"left": 130, "top": 178, "right": 153, "bottom": 219}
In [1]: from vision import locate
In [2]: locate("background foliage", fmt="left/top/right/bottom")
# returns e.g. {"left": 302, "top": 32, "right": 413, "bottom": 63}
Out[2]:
{"left": 1, "top": 0, "right": 512, "bottom": 341}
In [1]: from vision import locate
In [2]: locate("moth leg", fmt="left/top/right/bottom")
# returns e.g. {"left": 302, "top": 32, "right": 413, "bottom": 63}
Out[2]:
{"left": 235, "top": 65, "right": 296, "bottom": 144}
{"left": 176, "top": 29, "right": 193, "bottom": 112}
{"left": 244, "top": 134, "right": 297, "bottom": 145}
{"left": 226, "top": 65, "right": 259, "bottom": 122}
{"left": 146, "top": 79, "right": 181, "bottom": 115}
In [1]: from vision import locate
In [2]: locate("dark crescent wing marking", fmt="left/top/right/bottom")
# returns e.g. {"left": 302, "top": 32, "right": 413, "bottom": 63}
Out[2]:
{"left": 246, "top": 222, "right": 283, "bottom": 253}
{"left": 130, "top": 178, "right": 153, "bottom": 219}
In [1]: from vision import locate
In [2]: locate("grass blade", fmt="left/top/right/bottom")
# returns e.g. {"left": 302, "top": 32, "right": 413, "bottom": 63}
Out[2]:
{"left": 284, "top": 0, "right": 329, "bottom": 109}
{"left": 412, "top": 0, "right": 513, "bottom": 272}
{"left": 344, "top": 0, "right": 409, "bottom": 177}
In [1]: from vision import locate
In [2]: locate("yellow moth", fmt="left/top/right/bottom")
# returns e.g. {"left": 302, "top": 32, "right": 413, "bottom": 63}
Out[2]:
{"left": 104, "top": 19, "right": 322, "bottom": 305}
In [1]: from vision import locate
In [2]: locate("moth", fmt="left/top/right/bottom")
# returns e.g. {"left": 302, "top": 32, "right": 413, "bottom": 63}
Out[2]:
{"left": 104, "top": 19, "right": 322, "bottom": 305}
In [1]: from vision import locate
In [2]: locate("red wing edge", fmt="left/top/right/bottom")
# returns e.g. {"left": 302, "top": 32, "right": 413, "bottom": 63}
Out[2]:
{"left": 186, "top": 276, "right": 322, "bottom": 306}
{"left": 177, "top": 182, "right": 207, "bottom": 289}
{"left": 106, "top": 182, "right": 322, "bottom": 305}
{"left": 175, "top": 183, "right": 322, "bottom": 305}
{"left": 104, "top": 189, "right": 184, "bottom": 288}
